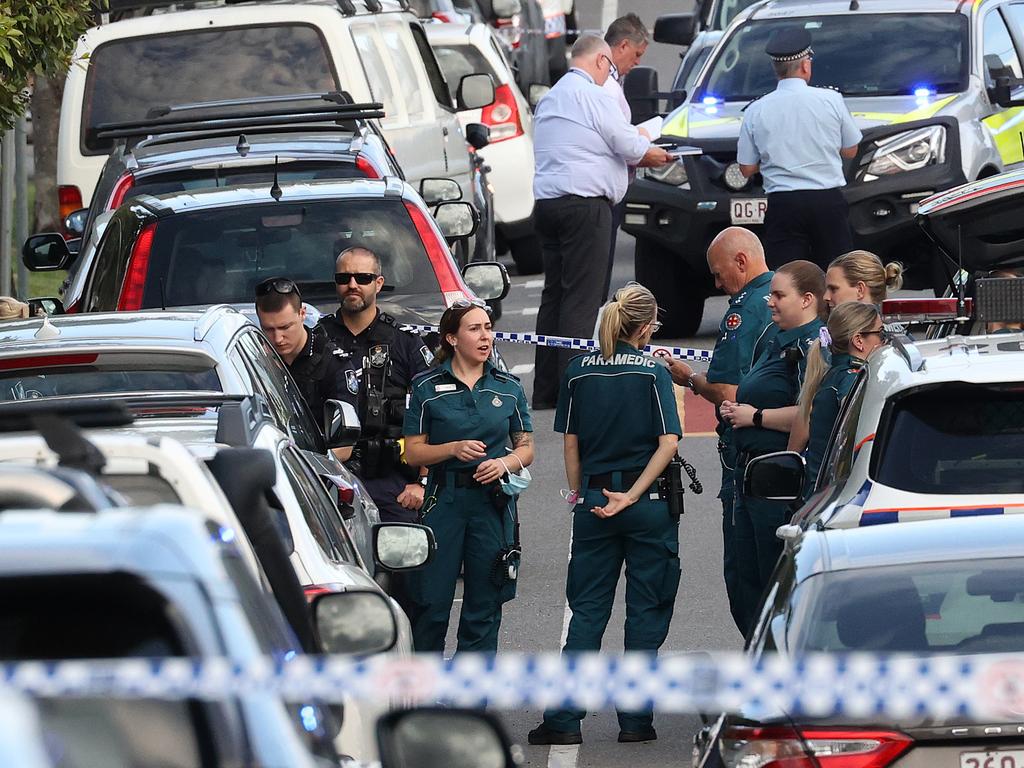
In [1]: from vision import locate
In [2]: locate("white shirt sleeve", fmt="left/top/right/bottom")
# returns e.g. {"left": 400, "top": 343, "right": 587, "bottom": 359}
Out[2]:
{"left": 737, "top": 110, "right": 760, "bottom": 166}
{"left": 583, "top": 89, "right": 650, "bottom": 164}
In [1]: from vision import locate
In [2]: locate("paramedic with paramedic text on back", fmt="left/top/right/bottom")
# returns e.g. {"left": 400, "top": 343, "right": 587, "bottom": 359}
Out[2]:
{"left": 318, "top": 247, "right": 433, "bottom": 524}
{"left": 528, "top": 283, "right": 681, "bottom": 747}
{"left": 658, "top": 227, "right": 776, "bottom": 634}
{"left": 737, "top": 27, "right": 862, "bottom": 270}
{"left": 531, "top": 32, "right": 672, "bottom": 410}
{"left": 402, "top": 301, "right": 534, "bottom": 653}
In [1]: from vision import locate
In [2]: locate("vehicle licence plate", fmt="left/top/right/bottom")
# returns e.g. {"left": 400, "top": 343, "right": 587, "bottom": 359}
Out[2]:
{"left": 730, "top": 198, "right": 767, "bottom": 225}
{"left": 961, "top": 749, "right": 1024, "bottom": 768}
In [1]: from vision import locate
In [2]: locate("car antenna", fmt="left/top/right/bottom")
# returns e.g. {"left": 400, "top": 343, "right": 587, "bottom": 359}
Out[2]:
{"left": 849, "top": 0, "right": 859, "bottom": 9}
{"left": 236, "top": 133, "right": 250, "bottom": 158}
{"left": 270, "top": 155, "right": 283, "bottom": 201}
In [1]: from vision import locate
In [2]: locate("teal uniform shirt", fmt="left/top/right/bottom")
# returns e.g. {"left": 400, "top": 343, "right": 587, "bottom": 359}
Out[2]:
{"left": 804, "top": 353, "right": 863, "bottom": 490}
{"left": 734, "top": 317, "right": 824, "bottom": 456}
{"left": 555, "top": 341, "right": 681, "bottom": 473}
{"left": 404, "top": 359, "right": 532, "bottom": 470}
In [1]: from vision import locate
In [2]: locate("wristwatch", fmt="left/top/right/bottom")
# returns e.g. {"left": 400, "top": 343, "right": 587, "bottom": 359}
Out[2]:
{"left": 753, "top": 409, "right": 764, "bottom": 428}
{"left": 418, "top": 477, "right": 428, "bottom": 487}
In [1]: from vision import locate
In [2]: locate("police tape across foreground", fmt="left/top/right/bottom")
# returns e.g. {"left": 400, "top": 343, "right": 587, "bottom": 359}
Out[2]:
{"left": 5, "top": 652, "right": 1024, "bottom": 721}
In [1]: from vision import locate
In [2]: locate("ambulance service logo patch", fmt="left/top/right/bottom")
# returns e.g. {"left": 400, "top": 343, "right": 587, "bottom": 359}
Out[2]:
{"left": 725, "top": 313, "right": 742, "bottom": 331}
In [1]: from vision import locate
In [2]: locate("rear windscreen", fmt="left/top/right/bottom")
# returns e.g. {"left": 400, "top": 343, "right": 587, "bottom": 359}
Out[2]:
{"left": 433, "top": 45, "right": 498, "bottom": 103}
{"left": 140, "top": 198, "right": 441, "bottom": 307}
{"left": 872, "top": 384, "right": 1024, "bottom": 494}
{"left": 82, "top": 24, "right": 339, "bottom": 154}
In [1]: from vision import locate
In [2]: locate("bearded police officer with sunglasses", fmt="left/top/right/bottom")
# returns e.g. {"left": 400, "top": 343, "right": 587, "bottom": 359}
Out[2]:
{"left": 254, "top": 277, "right": 356, "bottom": 422}
{"left": 319, "top": 246, "right": 434, "bottom": 522}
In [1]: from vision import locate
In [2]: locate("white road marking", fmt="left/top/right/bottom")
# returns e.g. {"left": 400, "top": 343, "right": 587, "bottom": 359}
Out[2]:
{"left": 522, "top": 307, "right": 539, "bottom": 316}
{"left": 547, "top": 523, "right": 579, "bottom": 768}
{"left": 522, "top": 279, "right": 544, "bottom": 289}
{"left": 510, "top": 363, "right": 535, "bottom": 375}
{"left": 600, "top": 0, "right": 617, "bottom": 37}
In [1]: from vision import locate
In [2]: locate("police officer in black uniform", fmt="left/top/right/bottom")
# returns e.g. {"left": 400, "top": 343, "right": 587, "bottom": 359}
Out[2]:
{"left": 254, "top": 277, "right": 355, "bottom": 423}
{"left": 319, "top": 247, "right": 434, "bottom": 522}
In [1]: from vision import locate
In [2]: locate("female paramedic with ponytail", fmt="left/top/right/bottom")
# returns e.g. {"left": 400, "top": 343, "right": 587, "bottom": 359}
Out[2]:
{"left": 528, "top": 282, "right": 682, "bottom": 747}
{"left": 402, "top": 299, "right": 534, "bottom": 653}
{"left": 799, "top": 301, "right": 886, "bottom": 491}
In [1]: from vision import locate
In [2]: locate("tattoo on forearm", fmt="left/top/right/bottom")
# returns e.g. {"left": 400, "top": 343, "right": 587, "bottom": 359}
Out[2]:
{"left": 511, "top": 431, "right": 533, "bottom": 450}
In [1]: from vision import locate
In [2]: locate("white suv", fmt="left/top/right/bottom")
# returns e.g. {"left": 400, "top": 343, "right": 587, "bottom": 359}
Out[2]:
{"left": 57, "top": 0, "right": 489, "bottom": 225}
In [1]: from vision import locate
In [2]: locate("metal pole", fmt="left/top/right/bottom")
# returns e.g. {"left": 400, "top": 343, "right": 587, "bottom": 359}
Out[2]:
{"left": 0, "top": 130, "right": 14, "bottom": 296}
{"left": 14, "top": 118, "right": 28, "bottom": 298}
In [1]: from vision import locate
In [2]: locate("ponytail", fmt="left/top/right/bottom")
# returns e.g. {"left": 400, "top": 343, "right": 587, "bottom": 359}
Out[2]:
{"left": 598, "top": 282, "right": 658, "bottom": 359}
{"left": 797, "top": 339, "right": 829, "bottom": 422}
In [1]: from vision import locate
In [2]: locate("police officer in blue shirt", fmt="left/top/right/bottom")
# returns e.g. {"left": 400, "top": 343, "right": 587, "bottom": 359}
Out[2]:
{"left": 403, "top": 299, "right": 534, "bottom": 653}
{"left": 737, "top": 28, "right": 863, "bottom": 270}
{"left": 529, "top": 283, "right": 681, "bottom": 746}
{"left": 660, "top": 227, "right": 775, "bottom": 633}
{"left": 720, "top": 260, "right": 825, "bottom": 635}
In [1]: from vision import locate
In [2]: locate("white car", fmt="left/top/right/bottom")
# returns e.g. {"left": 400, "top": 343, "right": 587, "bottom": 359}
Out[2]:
{"left": 426, "top": 21, "right": 540, "bottom": 273}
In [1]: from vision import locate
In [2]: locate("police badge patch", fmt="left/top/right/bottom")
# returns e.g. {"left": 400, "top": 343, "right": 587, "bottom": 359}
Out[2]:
{"left": 725, "top": 313, "right": 743, "bottom": 331}
{"left": 346, "top": 369, "right": 360, "bottom": 395}
{"left": 369, "top": 344, "right": 388, "bottom": 368}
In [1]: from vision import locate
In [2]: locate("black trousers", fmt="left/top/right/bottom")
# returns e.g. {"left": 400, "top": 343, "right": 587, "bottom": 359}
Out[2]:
{"left": 533, "top": 195, "right": 613, "bottom": 407}
{"left": 763, "top": 188, "right": 853, "bottom": 271}
{"left": 603, "top": 200, "right": 625, "bottom": 303}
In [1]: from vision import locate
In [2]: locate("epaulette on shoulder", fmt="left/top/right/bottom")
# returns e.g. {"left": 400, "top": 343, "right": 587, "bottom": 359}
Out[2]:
{"left": 411, "top": 367, "right": 445, "bottom": 386}
{"left": 492, "top": 367, "right": 520, "bottom": 382}
{"left": 378, "top": 312, "right": 397, "bottom": 327}
{"left": 741, "top": 94, "right": 765, "bottom": 112}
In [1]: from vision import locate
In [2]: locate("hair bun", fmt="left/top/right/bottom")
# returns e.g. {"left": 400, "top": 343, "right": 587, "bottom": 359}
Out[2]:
{"left": 884, "top": 261, "right": 904, "bottom": 291}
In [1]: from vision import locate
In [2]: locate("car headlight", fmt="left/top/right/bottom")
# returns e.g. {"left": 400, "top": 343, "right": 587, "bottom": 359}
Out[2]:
{"left": 859, "top": 125, "right": 946, "bottom": 181}
{"left": 640, "top": 160, "right": 689, "bottom": 187}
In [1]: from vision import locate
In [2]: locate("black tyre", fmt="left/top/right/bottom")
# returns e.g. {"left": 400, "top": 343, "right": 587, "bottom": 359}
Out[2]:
{"left": 510, "top": 233, "right": 544, "bottom": 275}
{"left": 634, "top": 237, "right": 707, "bottom": 337}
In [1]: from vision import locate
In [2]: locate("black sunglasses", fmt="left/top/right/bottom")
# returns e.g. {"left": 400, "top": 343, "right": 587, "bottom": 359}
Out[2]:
{"left": 255, "top": 277, "right": 301, "bottom": 298}
{"left": 334, "top": 272, "right": 380, "bottom": 286}
{"left": 859, "top": 329, "right": 891, "bottom": 342}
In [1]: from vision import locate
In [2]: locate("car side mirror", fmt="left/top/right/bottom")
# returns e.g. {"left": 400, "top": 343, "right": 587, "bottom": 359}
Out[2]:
{"left": 434, "top": 201, "right": 479, "bottom": 239}
{"left": 26, "top": 297, "right": 65, "bottom": 317}
{"left": 63, "top": 208, "right": 88, "bottom": 238}
{"left": 466, "top": 122, "right": 491, "bottom": 151}
{"left": 490, "top": 0, "right": 521, "bottom": 18}
{"left": 743, "top": 450, "right": 805, "bottom": 502}
{"left": 653, "top": 12, "right": 697, "bottom": 46}
{"left": 462, "top": 261, "right": 510, "bottom": 302}
{"left": 373, "top": 522, "right": 436, "bottom": 572}
{"left": 420, "top": 178, "right": 463, "bottom": 205}
{"left": 324, "top": 399, "right": 361, "bottom": 449}
{"left": 624, "top": 66, "right": 660, "bottom": 126}
{"left": 22, "top": 233, "right": 72, "bottom": 272}
{"left": 528, "top": 83, "right": 550, "bottom": 109}
{"left": 377, "top": 708, "right": 518, "bottom": 768}
{"left": 312, "top": 588, "right": 398, "bottom": 655}
{"left": 457, "top": 73, "right": 496, "bottom": 111}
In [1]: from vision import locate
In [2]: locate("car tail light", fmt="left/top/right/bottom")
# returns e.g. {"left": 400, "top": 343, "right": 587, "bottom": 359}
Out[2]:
{"left": 431, "top": 10, "right": 456, "bottom": 22}
{"left": 0, "top": 353, "right": 98, "bottom": 371}
{"left": 880, "top": 297, "right": 972, "bottom": 324}
{"left": 116, "top": 222, "right": 157, "bottom": 311}
{"left": 355, "top": 155, "right": 380, "bottom": 179}
{"left": 303, "top": 585, "right": 333, "bottom": 602}
{"left": 403, "top": 200, "right": 464, "bottom": 295}
{"left": 481, "top": 84, "right": 524, "bottom": 142}
{"left": 720, "top": 725, "right": 912, "bottom": 768}
{"left": 106, "top": 172, "right": 136, "bottom": 209}
{"left": 58, "top": 186, "right": 83, "bottom": 235}
{"left": 494, "top": 16, "right": 522, "bottom": 48}
{"left": 64, "top": 300, "right": 80, "bottom": 314}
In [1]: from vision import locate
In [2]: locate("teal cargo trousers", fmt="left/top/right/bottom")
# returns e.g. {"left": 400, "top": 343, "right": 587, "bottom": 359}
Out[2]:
{"left": 544, "top": 479, "right": 681, "bottom": 734}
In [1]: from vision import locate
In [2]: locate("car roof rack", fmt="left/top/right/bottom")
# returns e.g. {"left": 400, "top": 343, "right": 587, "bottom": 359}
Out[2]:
{"left": 0, "top": 399, "right": 135, "bottom": 434}
{"left": 95, "top": 93, "right": 386, "bottom": 147}
{"left": 98, "top": 0, "right": 394, "bottom": 20}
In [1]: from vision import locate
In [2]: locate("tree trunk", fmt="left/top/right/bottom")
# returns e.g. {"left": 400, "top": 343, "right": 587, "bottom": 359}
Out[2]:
{"left": 31, "top": 74, "right": 65, "bottom": 232}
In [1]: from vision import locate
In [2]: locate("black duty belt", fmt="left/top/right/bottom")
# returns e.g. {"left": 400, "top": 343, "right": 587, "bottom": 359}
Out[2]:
{"left": 433, "top": 470, "right": 486, "bottom": 489}
{"left": 586, "top": 468, "right": 647, "bottom": 489}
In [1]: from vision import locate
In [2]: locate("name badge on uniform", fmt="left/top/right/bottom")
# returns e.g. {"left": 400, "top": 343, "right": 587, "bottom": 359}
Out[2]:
{"left": 435, "top": 383, "right": 457, "bottom": 392}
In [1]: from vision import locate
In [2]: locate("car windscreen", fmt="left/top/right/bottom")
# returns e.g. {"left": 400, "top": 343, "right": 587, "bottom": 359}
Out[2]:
{"left": 872, "top": 383, "right": 1024, "bottom": 495}
{"left": 712, "top": 0, "right": 763, "bottom": 31}
{"left": 791, "top": 558, "right": 1024, "bottom": 654}
{"left": 433, "top": 44, "right": 499, "bottom": 102}
{"left": 126, "top": 161, "right": 369, "bottom": 200}
{"left": 82, "top": 24, "right": 339, "bottom": 154}
{"left": 0, "top": 352, "right": 222, "bottom": 401}
{"left": 141, "top": 198, "right": 441, "bottom": 307}
{"left": 698, "top": 14, "right": 967, "bottom": 102}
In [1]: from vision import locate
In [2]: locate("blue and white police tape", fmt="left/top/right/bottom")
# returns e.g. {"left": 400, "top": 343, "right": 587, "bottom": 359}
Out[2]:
{"left": 400, "top": 323, "right": 715, "bottom": 364}
{"left": 4, "top": 652, "right": 1024, "bottom": 720}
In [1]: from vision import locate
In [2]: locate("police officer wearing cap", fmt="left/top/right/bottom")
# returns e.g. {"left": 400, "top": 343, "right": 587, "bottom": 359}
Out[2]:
{"left": 403, "top": 299, "right": 534, "bottom": 652}
{"left": 319, "top": 246, "right": 433, "bottom": 523}
{"left": 529, "top": 282, "right": 681, "bottom": 746}
{"left": 660, "top": 227, "right": 775, "bottom": 633}
{"left": 254, "top": 277, "right": 356, "bottom": 425}
{"left": 737, "top": 28, "right": 862, "bottom": 270}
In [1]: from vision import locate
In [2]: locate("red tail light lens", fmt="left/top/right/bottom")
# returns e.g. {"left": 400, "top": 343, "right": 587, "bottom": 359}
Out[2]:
{"left": 403, "top": 200, "right": 464, "bottom": 295}
{"left": 58, "top": 186, "right": 84, "bottom": 236}
{"left": 117, "top": 222, "right": 157, "bottom": 311}
{"left": 0, "top": 353, "right": 98, "bottom": 371}
{"left": 481, "top": 84, "right": 523, "bottom": 143}
{"left": 881, "top": 297, "right": 973, "bottom": 324}
{"left": 107, "top": 172, "right": 136, "bottom": 209}
{"left": 303, "top": 585, "right": 332, "bottom": 602}
{"left": 355, "top": 155, "right": 380, "bottom": 179}
{"left": 720, "top": 726, "right": 912, "bottom": 768}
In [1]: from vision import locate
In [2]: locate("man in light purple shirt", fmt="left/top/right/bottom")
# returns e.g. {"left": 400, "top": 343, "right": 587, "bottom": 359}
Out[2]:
{"left": 530, "top": 33, "right": 671, "bottom": 409}
{"left": 602, "top": 14, "right": 650, "bottom": 302}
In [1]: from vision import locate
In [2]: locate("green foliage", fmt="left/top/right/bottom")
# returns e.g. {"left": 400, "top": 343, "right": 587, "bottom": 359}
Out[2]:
{"left": 0, "top": 1, "right": 97, "bottom": 131}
